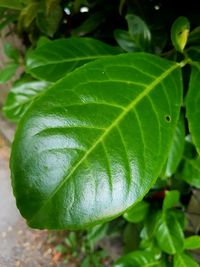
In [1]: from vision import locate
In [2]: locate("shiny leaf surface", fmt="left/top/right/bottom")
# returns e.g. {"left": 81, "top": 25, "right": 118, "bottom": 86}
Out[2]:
{"left": 163, "top": 190, "right": 180, "bottom": 211}
{"left": 11, "top": 53, "right": 182, "bottom": 229}
{"left": 26, "top": 37, "right": 121, "bottom": 82}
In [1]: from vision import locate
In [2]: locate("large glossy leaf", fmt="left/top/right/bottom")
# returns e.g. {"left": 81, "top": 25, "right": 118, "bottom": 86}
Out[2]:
{"left": 186, "top": 66, "right": 200, "bottom": 154}
{"left": 181, "top": 157, "right": 200, "bottom": 188}
{"left": 3, "top": 80, "right": 51, "bottom": 122}
{"left": 155, "top": 212, "right": 184, "bottom": 254}
{"left": 173, "top": 253, "right": 199, "bottom": 267}
{"left": 25, "top": 37, "right": 121, "bottom": 82}
{"left": 11, "top": 53, "right": 182, "bottom": 229}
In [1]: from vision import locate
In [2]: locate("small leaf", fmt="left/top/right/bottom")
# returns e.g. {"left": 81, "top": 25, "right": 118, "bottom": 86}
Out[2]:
{"left": 163, "top": 190, "right": 180, "bottom": 211}
{"left": 171, "top": 16, "right": 190, "bottom": 52}
{"left": 114, "top": 29, "right": 139, "bottom": 52}
{"left": 123, "top": 200, "right": 149, "bottom": 223}
{"left": 155, "top": 212, "right": 184, "bottom": 254}
{"left": 188, "top": 26, "right": 200, "bottom": 45}
{"left": 186, "top": 66, "right": 200, "bottom": 154}
{"left": 174, "top": 253, "right": 199, "bottom": 267}
{"left": 26, "top": 37, "right": 121, "bottom": 82}
{"left": 3, "top": 80, "right": 51, "bottom": 122}
{"left": 184, "top": 236, "right": 200, "bottom": 250}
{"left": 114, "top": 250, "right": 161, "bottom": 267}
{"left": 11, "top": 53, "right": 183, "bottom": 229}
{"left": 36, "top": 4, "right": 62, "bottom": 37}
{"left": 181, "top": 157, "right": 200, "bottom": 188}
{"left": 0, "top": 63, "right": 18, "bottom": 84}
{"left": 164, "top": 115, "right": 185, "bottom": 177}
{"left": 4, "top": 43, "right": 20, "bottom": 62}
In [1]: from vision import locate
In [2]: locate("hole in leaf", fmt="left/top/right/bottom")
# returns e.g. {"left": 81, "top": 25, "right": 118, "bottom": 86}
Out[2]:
{"left": 165, "top": 115, "right": 171, "bottom": 123}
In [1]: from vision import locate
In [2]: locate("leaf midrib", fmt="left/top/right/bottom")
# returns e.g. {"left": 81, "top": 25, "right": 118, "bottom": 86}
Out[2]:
{"left": 29, "top": 61, "right": 180, "bottom": 224}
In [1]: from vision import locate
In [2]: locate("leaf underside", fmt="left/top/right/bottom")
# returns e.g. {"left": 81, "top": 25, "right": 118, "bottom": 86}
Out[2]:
{"left": 11, "top": 53, "right": 182, "bottom": 229}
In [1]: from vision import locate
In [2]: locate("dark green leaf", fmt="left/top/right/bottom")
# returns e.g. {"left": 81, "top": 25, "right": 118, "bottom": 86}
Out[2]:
{"left": 155, "top": 212, "right": 184, "bottom": 254}
{"left": 0, "top": 63, "right": 18, "bottom": 84}
{"left": 36, "top": 4, "right": 62, "bottom": 37}
{"left": 164, "top": 116, "right": 185, "bottom": 177}
{"left": 188, "top": 26, "right": 200, "bottom": 45}
{"left": 184, "top": 236, "right": 200, "bottom": 250}
{"left": 11, "top": 53, "right": 182, "bottom": 229}
{"left": 3, "top": 80, "right": 51, "bottom": 122}
{"left": 126, "top": 14, "right": 151, "bottom": 50}
{"left": 114, "top": 29, "right": 139, "bottom": 52}
{"left": 123, "top": 200, "right": 149, "bottom": 223}
{"left": 26, "top": 37, "right": 121, "bottom": 82}
{"left": 163, "top": 190, "right": 180, "bottom": 211}
{"left": 71, "top": 12, "right": 104, "bottom": 37}
{"left": 186, "top": 66, "right": 200, "bottom": 154}
{"left": 0, "top": 0, "right": 23, "bottom": 10}
{"left": 173, "top": 253, "right": 199, "bottom": 267}
{"left": 181, "top": 157, "right": 200, "bottom": 188}
{"left": 171, "top": 16, "right": 190, "bottom": 52}
{"left": 114, "top": 250, "right": 161, "bottom": 267}
{"left": 18, "top": 2, "right": 39, "bottom": 29}
{"left": 86, "top": 223, "right": 108, "bottom": 250}
{"left": 123, "top": 223, "right": 141, "bottom": 252}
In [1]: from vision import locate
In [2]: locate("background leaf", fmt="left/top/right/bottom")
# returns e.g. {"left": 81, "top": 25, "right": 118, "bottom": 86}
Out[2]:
{"left": 3, "top": 80, "right": 51, "bottom": 122}
{"left": 164, "top": 115, "right": 185, "bottom": 177}
{"left": 171, "top": 16, "right": 190, "bottom": 52}
{"left": 184, "top": 235, "right": 200, "bottom": 250}
{"left": 174, "top": 253, "right": 199, "bottom": 267}
{"left": 181, "top": 157, "right": 200, "bottom": 188}
{"left": 11, "top": 53, "right": 182, "bottom": 229}
{"left": 0, "top": 62, "right": 18, "bottom": 84}
{"left": 186, "top": 66, "right": 200, "bottom": 154}
{"left": 163, "top": 190, "right": 180, "bottom": 211}
{"left": 26, "top": 37, "right": 121, "bottom": 82}
{"left": 155, "top": 212, "right": 184, "bottom": 254}
{"left": 0, "top": 0, "right": 23, "bottom": 10}
{"left": 123, "top": 200, "right": 149, "bottom": 223}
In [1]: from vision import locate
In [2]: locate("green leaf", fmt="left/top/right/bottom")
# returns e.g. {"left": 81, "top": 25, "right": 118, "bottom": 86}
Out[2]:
{"left": 155, "top": 212, "right": 184, "bottom": 254}
{"left": 36, "top": 4, "right": 62, "bottom": 37}
{"left": 0, "top": 63, "right": 18, "bottom": 84}
{"left": 26, "top": 37, "right": 121, "bottom": 82}
{"left": 0, "top": 0, "right": 23, "bottom": 10}
{"left": 123, "top": 200, "right": 149, "bottom": 223}
{"left": 171, "top": 16, "right": 190, "bottom": 52}
{"left": 188, "top": 26, "right": 200, "bottom": 45}
{"left": 114, "top": 29, "right": 139, "bottom": 52}
{"left": 11, "top": 53, "right": 183, "bottom": 229}
{"left": 186, "top": 66, "right": 200, "bottom": 154}
{"left": 163, "top": 190, "right": 180, "bottom": 211}
{"left": 184, "top": 236, "right": 200, "bottom": 250}
{"left": 114, "top": 250, "right": 161, "bottom": 267}
{"left": 173, "top": 253, "right": 199, "bottom": 267}
{"left": 71, "top": 12, "right": 104, "bottom": 37}
{"left": 181, "top": 157, "right": 200, "bottom": 188}
{"left": 164, "top": 115, "right": 185, "bottom": 177}
{"left": 3, "top": 80, "right": 51, "bottom": 122}
{"left": 126, "top": 14, "right": 151, "bottom": 50}
{"left": 18, "top": 2, "right": 39, "bottom": 29}
{"left": 4, "top": 43, "right": 20, "bottom": 62}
